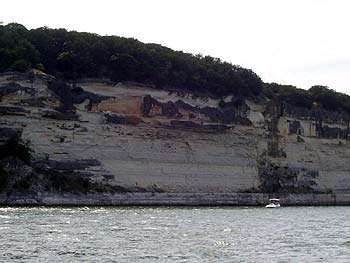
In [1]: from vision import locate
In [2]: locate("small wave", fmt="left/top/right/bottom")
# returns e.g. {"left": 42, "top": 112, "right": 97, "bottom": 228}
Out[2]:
{"left": 57, "top": 251, "right": 86, "bottom": 257}
{"left": 0, "top": 207, "right": 20, "bottom": 212}
{"left": 111, "top": 226, "right": 127, "bottom": 231}
{"left": 213, "top": 240, "right": 232, "bottom": 248}
{"left": 143, "top": 227, "right": 159, "bottom": 231}
{"left": 139, "top": 255, "right": 160, "bottom": 259}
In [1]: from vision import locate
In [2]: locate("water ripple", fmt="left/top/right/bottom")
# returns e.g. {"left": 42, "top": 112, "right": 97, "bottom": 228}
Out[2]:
{"left": 0, "top": 206, "right": 349, "bottom": 262}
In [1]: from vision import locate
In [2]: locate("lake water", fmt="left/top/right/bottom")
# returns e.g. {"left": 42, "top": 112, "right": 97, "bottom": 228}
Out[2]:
{"left": 0, "top": 206, "right": 349, "bottom": 262}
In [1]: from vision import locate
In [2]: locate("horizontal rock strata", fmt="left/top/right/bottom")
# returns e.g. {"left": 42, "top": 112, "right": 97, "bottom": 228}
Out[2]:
{"left": 0, "top": 71, "right": 349, "bottom": 205}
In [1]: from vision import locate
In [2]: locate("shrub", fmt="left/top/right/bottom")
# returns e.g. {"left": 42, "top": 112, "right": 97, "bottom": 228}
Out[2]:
{"left": 0, "top": 137, "right": 32, "bottom": 164}
{"left": 0, "top": 166, "right": 8, "bottom": 192}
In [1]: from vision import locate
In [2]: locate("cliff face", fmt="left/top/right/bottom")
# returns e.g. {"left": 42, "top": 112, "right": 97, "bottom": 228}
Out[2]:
{"left": 0, "top": 71, "right": 349, "bottom": 204}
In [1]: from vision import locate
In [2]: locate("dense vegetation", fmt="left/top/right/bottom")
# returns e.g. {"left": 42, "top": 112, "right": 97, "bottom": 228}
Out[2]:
{"left": 0, "top": 136, "right": 32, "bottom": 163}
{"left": 0, "top": 23, "right": 262, "bottom": 97}
{"left": 263, "top": 83, "right": 350, "bottom": 114}
{"left": 0, "top": 135, "right": 32, "bottom": 192}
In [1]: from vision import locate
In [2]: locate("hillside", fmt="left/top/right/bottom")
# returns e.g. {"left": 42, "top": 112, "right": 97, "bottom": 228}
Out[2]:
{"left": 0, "top": 23, "right": 262, "bottom": 97}
{"left": 1, "top": 23, "right": 350, "bottom": 116}
{"left": 0, "top": 23, "right": 350, "bottom": 205}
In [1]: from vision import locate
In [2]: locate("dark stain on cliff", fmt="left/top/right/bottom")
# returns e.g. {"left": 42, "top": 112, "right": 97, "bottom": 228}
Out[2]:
{"left": 283, "top": 102, "right": 350, "bottom": 139}
{"left": 0, "top": 106, "right": 30, "bottom": 116}
{"left": 142, "top": 95, "right": 251, "bottom": 125}
{"left": 169, "top": 120, "right": 230, "bottom": 133}
{"left": 258, "top": 159, "right": 319, "bottom": 193}
{"left": 317, "top": 124, "right": 350, "bottom": 139}
{"left": 48, "top": 80, "right": 110, "bottom": 120}
{"left": 142, "top": 95, "right": 181, "bottom": 118}
{"left": 105, "top": 113, "right": 141, "bottom": 126}
{"left": 0, "top": 82, "right": 35, "bottom": 99}
{"left": 287, "top": 116, "right": 350, "bottom": 140}
{"left": 265, "top": 99, "right": 286, "bottom": 158}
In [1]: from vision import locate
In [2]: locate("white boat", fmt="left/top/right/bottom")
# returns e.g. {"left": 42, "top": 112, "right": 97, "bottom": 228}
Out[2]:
{"left": 265, "top": 198, "right": 281, "bottom": 208}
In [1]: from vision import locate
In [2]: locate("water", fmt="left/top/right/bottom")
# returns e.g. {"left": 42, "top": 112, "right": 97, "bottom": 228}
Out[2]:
{"left": 0, "top": 206, "right": 349, "bottom": 262}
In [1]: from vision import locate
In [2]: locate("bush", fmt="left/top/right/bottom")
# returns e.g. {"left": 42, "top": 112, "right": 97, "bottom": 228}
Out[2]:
{"left": 263, "top": 83, "right": 350, "bottom": 115}
{"left": 0, "top": 137, "right": 32, "bottom": 164}
{"left": 13, "top": 178, "right": 31, "bottom": 190}
{"left": 0, "top": 166, "right": 8, "bottom": 192}
{"left": 10, "top": 59, "right": 31, "bottom": 72}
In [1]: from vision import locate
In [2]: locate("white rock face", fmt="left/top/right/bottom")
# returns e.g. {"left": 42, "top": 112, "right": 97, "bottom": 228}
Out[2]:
{"left": 1, "top": 72, "right": 350, "bottom": 198}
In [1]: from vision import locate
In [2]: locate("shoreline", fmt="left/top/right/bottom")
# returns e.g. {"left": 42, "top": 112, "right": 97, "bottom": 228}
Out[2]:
{"left": 1, "top": 192, "right": 350, "bottom": 206}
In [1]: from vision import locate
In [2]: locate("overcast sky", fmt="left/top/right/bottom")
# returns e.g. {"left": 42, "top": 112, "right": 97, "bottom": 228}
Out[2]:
{"left": 2, "top": 0, "right": 350, "bottom": 94}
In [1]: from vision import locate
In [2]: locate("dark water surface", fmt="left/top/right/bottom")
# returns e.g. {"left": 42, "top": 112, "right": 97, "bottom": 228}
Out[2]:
{"left": 0, "top": 206, "right": 349, "bottom": 262}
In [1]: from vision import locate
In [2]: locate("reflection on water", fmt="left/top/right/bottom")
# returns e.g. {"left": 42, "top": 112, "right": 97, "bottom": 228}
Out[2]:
{"left": 0, "top": 206, "right": 349, "bottom": 262}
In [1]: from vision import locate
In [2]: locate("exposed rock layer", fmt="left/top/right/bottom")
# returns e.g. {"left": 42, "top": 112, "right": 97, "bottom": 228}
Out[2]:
{"left": 0, "top": 71, "right": 349, "bottom": 205}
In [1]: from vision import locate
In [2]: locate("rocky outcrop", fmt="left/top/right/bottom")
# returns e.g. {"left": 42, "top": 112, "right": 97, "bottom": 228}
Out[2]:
{"left": 169, "top": 120, "right": 230, "bottom": 133}
{"left": 0, "top": 71, "right": 349, "bottom": 205}
{"left": 0, "top": 82, "right": 35, "bottom": 98}
{"left": 105, "top": 113, "right": 142, "bottom": 126}
{"left": 0, "top": 106, "right": 29, "bottom": 115}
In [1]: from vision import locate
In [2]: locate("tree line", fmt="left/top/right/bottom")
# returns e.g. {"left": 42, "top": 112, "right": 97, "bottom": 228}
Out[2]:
{"left": 1, "top": 23, "right": 349, "bottom": 114}
{"left": 263, "top": 83, "right": 350, "bottom": 115}
{"left": 0, "top": 23, "right": 261, "bottom": 97}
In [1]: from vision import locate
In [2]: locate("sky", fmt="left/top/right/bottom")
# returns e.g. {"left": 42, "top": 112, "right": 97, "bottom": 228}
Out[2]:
{"left": 1, "top": 0, "right": 350, "bottom": 94}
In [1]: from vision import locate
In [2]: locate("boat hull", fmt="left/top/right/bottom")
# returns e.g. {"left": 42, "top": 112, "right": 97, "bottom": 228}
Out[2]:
{"left": 265, "top": 204, "right": 281, "bottom": 208}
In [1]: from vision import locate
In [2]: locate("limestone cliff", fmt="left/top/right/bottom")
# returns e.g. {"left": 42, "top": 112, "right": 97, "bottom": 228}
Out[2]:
{"left": 0, "top": 71, "right": 349, "bottom": 205}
